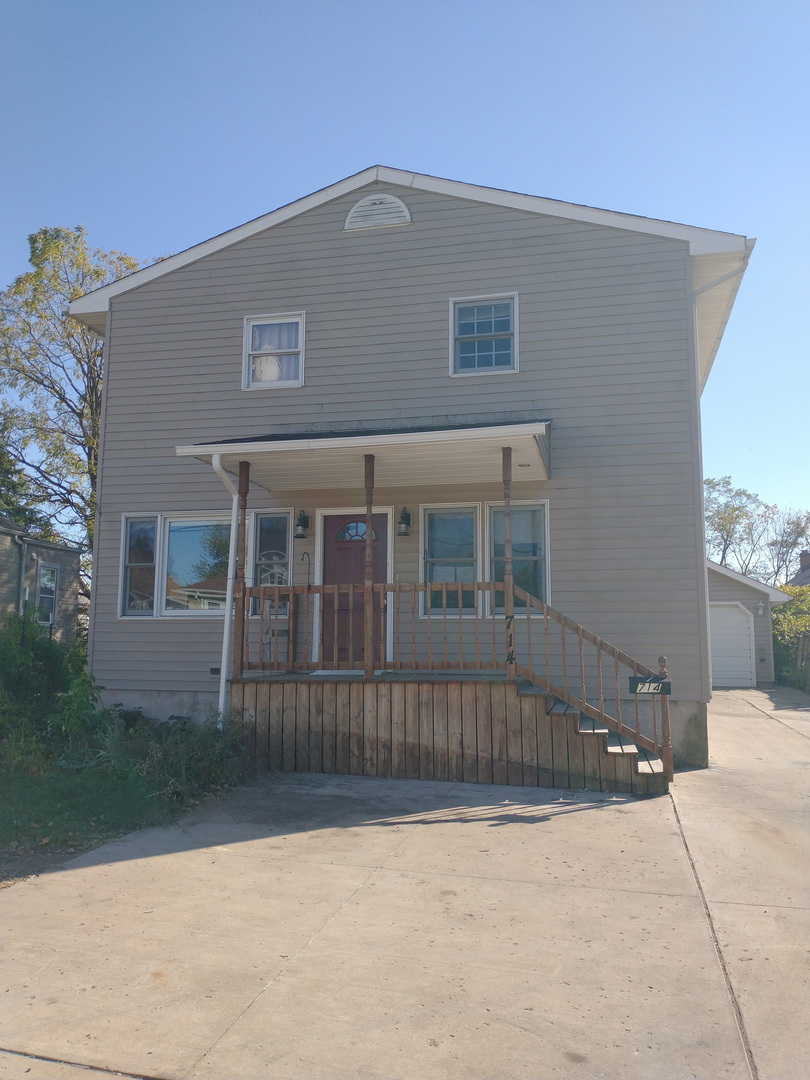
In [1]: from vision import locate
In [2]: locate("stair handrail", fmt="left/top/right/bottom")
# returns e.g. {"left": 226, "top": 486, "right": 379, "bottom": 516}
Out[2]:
{"left": 513, "top": 586, "right": 672, "bottom": 776}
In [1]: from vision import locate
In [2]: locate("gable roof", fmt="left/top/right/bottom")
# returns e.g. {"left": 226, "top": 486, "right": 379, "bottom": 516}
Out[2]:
{"left": 706, "top": 559, "right": 790, "bottom": 603}
{"left": 69, "top": 165, "right": 754, "bottom": 387}
{"left": 0, "top": 512, "right": 25, "bottom": 535}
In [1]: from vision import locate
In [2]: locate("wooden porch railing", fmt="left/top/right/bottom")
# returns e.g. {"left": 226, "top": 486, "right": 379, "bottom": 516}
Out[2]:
{"left": 237, "top": 581, "right": 673, "bottom": 778}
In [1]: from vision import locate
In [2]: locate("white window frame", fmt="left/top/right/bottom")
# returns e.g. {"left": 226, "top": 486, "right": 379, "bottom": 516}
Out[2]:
{"left": 119, "top": 513, "right": 233, "bottom": 619}
{"left": 160, "top": 514, "right": 233, "bottom": 617}
{"left": 242, "top": 312, "right": 305, "bottom": 391}
{"left": 36, "top": 563, "right": 59, "bottom": 626}
{"left": 246, "top": 508, "right": 294, "bottom": 617}
{"left": 449, "top": 293, "right": 519, "bottom": 378}
{"left": 485, "top": 500, "right": 551, "bottom": 615}
{"left": 419, "top": 503, "right": 482, "bottom": 618}
{"left": 120, "top": 516, "right": 158, "bottom": 617}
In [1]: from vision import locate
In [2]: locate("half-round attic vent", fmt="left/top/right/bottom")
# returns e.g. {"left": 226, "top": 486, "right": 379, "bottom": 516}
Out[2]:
{"left": 344, "top": 193, "right": 411, "bottom": 231}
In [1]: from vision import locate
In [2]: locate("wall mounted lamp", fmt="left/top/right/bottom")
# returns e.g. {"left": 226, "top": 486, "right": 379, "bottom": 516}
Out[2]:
{"left": 397, "top": 507, "right": 411, "bottom": 537}
{"left": 294, "top": 510, "right": 310, "bottom": 539}
{"left": 757, "top": 601, "right": 765, "bottom": 616}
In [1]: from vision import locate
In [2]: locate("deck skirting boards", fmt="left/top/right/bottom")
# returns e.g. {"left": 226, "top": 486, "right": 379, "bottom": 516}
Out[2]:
{"left": 230, "top": 678, "right": 666, "bottom": 795}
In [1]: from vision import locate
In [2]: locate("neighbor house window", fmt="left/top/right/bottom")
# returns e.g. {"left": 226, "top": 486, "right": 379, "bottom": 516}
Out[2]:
{"left": 122, "top": 517, "right": 157, "bottom": 615}
{"left": 243, "top": 313, "right": 304, "bottom": 389}
{"left": 164, "top": 519, "right": 231, "bottom": 613}
{"left": 423, "top": 507, "right": 478, "bottom": 612}
{"left": 451, "top": 295, "right": 517, "bottom": 375}
{"left": 36, "top": 564, "right": 58, "bottom": 625}
{"left": 489, "top": 503, "right": 547, "bottom": 612}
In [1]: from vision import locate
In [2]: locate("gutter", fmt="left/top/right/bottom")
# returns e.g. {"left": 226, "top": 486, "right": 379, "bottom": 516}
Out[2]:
{"left": 211, "top": 454, "right": 240, "bottom": 720}
{"left": 14, "top": 533, "right": 28, "bottom": 615}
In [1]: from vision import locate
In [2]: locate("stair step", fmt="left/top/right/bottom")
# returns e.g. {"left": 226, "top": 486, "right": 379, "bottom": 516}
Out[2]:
{"left": 516, "top": 678, "right": 547, "bottom": 697}
{"left": 577, "top": 716, "right": 610, "bottom": 736}
{"left": 606, "top": 730, "right": 639, "bottom": 756}
{"left": 548, "top": 701, "right": 578, "bottom": 716}
{"left": 636, "top": 747, "right": 665, "bottom": 774}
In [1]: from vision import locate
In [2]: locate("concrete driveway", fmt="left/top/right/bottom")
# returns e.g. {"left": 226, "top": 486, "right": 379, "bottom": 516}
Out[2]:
{"left": 1, "top": 688, "right": 808, "bottom": 1080}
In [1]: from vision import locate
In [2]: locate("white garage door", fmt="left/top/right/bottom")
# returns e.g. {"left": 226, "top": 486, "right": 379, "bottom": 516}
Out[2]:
{"left": 710, "top": 603, "right": 755, "bottom": 688}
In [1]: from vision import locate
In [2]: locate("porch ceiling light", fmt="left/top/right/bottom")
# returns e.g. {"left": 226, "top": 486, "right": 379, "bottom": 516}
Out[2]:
{"left": 294, "top": 510, "right": 310, "bottom": 539}
{"left": 397, "top": 507, "right": 411, "bottom": 536}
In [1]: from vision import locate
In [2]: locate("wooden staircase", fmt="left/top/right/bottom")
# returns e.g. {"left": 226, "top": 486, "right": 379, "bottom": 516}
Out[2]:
{"left": 518, "top": 681, "right": 669, "bottom": 795}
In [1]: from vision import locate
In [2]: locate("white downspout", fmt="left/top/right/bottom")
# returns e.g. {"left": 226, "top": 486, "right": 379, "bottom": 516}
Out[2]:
{"left": 212, "top": 454, "right": 240, "bottom": 720}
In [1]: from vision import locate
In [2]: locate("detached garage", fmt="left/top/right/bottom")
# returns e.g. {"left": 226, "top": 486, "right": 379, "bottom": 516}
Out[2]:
{"left": 706, "top": 561, "right": 789, "bottom": 688}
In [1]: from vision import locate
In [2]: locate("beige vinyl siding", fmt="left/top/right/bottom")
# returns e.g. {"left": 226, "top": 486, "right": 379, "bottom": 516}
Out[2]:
{"left": 707, "top": 568, "right": 776, "bottom": 683}
{"left": 90, "top": 183, "right": 707, "bottom": 709}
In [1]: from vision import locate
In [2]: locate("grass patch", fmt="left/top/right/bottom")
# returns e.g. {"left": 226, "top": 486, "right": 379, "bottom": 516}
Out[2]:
{"left": 1, "top": 758, "right": 171, "bottom": 856}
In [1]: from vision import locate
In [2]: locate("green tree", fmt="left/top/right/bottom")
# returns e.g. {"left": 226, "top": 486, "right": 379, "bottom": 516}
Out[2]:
{"left": 704, "top": 476, "right": 809, "bottom": 584}
{"left": 1, "top": 227, "right": 140, "bottom": 589}
{"left": 764, "top": 509, "right": 810, "bottom": 586}
{"left": 771, "top": 585, "right": 810, "bottom": 691}
{"left": 0, "top": 413, "right": 57, "bottom": 539}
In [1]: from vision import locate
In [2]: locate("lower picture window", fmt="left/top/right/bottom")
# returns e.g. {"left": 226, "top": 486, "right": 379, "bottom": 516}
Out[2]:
{"left": 164, "top": 520, "right": 231, "bottom": 611}
{"left": 121, "top": 515, "right": 230, "bottom": 616}
{"left": 121, "top": 512, "right": 292, "bottom": 617}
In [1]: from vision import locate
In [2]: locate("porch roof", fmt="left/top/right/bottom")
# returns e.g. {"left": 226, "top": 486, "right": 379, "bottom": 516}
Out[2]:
{"left": 176, "top": 420, "right": 551, "bottom": 491}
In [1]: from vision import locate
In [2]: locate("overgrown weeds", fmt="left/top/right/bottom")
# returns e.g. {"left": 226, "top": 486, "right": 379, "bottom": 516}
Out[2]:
{"left": 1, "top": 612, "right": 250, "bottom": 875}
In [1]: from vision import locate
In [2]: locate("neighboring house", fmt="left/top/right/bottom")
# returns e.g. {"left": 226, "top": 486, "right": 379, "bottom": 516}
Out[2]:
{"left": 706, "top": 560, "right": 788, "bottom": 688}
{"left": 787, "top": 550, "right": 810, "bottom": 588}
{"left": 0, "top": 513, "right": 81, "bottom": 642}
{"left": 69, "top": 166, "right": 754, "bottom": 792}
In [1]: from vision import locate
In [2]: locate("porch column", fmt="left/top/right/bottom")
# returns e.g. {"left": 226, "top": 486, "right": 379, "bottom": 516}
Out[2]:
{"left": 364, "top": 454, "right": 375, "bottom": 678}
{"left": 231, "top": 460, "right": 250, "bottom": 679}
{"left": 502, "top": 446, "right": 516, "bottom": 681}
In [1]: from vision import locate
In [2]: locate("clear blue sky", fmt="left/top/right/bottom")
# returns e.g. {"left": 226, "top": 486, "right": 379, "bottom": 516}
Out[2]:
{"left": 2, "top": 0, "right": 807, "bottom": 510}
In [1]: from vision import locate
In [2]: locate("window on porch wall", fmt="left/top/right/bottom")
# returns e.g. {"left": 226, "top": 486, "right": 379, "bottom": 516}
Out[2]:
{"left": 250, "top": 512, "right": 291, "bottom": 615}
{"left": 490, "top": 504, "right": 546, "bottom": 612}
{"left": 423, "top": 508, "right": 477, "bottom": 611}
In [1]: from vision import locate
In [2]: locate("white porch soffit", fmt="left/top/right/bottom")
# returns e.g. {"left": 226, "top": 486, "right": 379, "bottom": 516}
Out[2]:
{"left": 176, "top": 422, "right": 551, "bottom": 491}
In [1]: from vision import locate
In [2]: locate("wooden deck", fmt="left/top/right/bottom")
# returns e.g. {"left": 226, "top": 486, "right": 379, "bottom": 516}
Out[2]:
{"left": 230, "top": 675, "right": 668, "bottom": 796}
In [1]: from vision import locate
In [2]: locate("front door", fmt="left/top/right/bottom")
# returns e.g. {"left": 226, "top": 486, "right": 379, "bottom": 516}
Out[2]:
{"left": 321, "top": 513, "right": 387, "bottom": 667}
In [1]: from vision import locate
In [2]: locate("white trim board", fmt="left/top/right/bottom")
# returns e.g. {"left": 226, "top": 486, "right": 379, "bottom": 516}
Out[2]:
{"left": 706, "top": 559, "right": 790, "bottom": 604}
{"left": 70, "top": 165, "right": 752, "bottom": 331}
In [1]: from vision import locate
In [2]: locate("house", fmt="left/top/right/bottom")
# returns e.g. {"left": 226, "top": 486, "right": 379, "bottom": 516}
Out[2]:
{"left": 787, "top": 550, "right": 810, "bottom": 588}
{"left": 0, "top": 512, "right": 82, "bottom": 642}
{"left": 69, "top": 166, "right": 754, "bottom": 793}
{"left": 706, "top": 560, "right": 788, "bottom": 687}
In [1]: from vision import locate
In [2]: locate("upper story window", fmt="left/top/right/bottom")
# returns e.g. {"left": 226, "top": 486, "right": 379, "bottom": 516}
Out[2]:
{"left": 451, "top": 294, "right": 517, "bottom": 376}
{"left": 243, "top": 313, "right": 304, "bottom": 390}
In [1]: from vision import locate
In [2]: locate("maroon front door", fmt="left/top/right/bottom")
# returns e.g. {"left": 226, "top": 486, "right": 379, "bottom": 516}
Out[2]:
{"left": 321, "top": 513, "right": 387, "bottom": 667}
